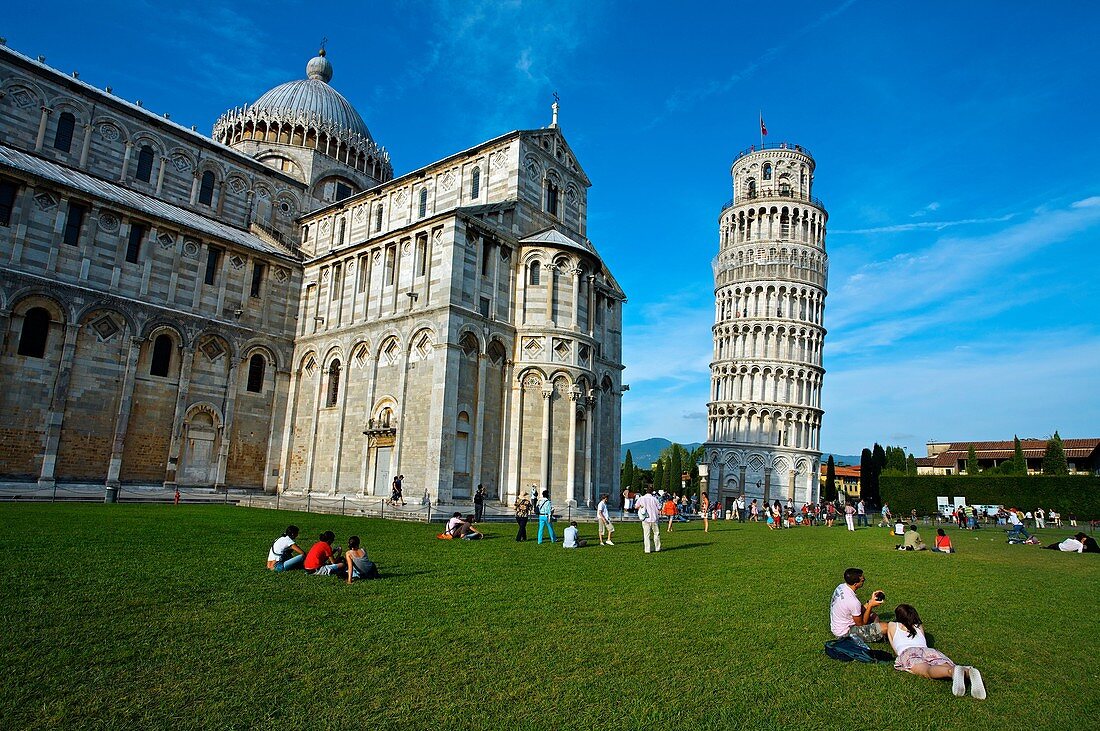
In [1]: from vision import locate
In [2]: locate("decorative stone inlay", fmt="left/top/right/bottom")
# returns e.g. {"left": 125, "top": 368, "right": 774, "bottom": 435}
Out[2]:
{"left": 157, "top": 231, "right": 176, "bottom": 249}
{"left": 200, "top": 338, "right": 226, "bottom": 361}
{"left": 273, "top": 267, "right": 289, "bottom": 282}
{"left": 11, "top": 88, "right": 35, "bottom": 108}
{"left": 492, "top": 147, "right": 509, "bottom": 169}
{"left": 415, "top": 333, "right": 433, "bottom": 359}
{"left": 33, "top": 191, "right": 58, "bottom": 210}
{"left": 553, "top": 339, "right": 571, "bottom": 361}
{"left": 394, "top": 189, "right": 407, "bottom": 206}
{"left": 383, "top": 340, "right": 400, "bottom": 365}
{"left": 320, "top": 268, "right": 330, "bottom": 281}
{"left": 526, "top": 161, "right": 540, "bottom": 180}
{"left": 353, "top": 205, "right": 365, "bottom": 222}
{"left": 277, "top": 199, "right": 296, "bottom": 219}
{"left": 182, "top": 240, "right": 200, "bottom": 258}
{"left": 522, "top": 337, "right": 543, "bottom": 356}
{"left": 303, "top": 356, "right": 317, "bottom": 377}
{"left": 97, "top": 211, "right": 120, "bottom": 233}
{"left": 254, "top": 185, "right": 271, "bottom": 200}
{"left": 170, "top": 153, "right": 191, "bottom": 173}
{"left": 353, "top": 345, "right": 368, "bottom": 367}
{"left": 579, "top": 344, "right": 591, "bottom": 366}
{"left": 227, "top": 176, "right": 247, "bottom": 194}
{"left": 372, "top": 250, "right": 381, "bottom": 262}
{"left": 90, "top": 314, "right": 120, "bottom": 340}
{"left": 98, "top": 123, "right": 120, "bottom": 142}
{"left": 229, "top": 254, "right": 245, "bottom": 269}
{"left": 319, "top": 218, "right": 331, "bottom": 234}
{"left": 439, "top": 171, "right": 455, "bottom": 191}
{"left": 523, "top": 374, "right": 542, "bottom": 388}
{"left": 433, "top": 229, "right": 442, "bottom": 243}
{"left": 401, "top": 241, "right": 412, "bottom": 257}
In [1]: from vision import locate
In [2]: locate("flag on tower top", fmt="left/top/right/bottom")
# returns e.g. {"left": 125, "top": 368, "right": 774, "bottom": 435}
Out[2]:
{"left": 760, "top": 113, "right": 768, "bottom": 137}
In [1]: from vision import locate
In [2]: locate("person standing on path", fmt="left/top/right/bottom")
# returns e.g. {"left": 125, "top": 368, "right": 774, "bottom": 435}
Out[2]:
{"left": 737, "top": 494, "right": 747, "bottom": 523}
{"left": 844, "top": 502, "right": 856, "bottom": 531}
{"left": 474, "top": 484, "right": 486, "bottom": 522}
{"left": 537, "top": 489, "right": 556, "bottom": 544}
{"left": 514, "top": 495, "right": 533, "bottom": 541}
{"left": 597, "top": 494, "right": 616, "bottom": 545}
{"left": 636, "top": 487, "right": 662, "bottom": 553}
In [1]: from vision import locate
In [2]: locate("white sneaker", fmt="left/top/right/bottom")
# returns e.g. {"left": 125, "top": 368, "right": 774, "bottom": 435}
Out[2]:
{"left": 952, "top": 665, "right": 966, "bottom": 697}
{"left": 967, "top": 667, "right": 986, "bottom": 700}
{"left": 606, "top": 540, "right": 614, "bottom": 546}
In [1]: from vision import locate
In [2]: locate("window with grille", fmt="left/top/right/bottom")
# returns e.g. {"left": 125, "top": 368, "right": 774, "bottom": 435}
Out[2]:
{"left": 198, "top": 171, "right": 215, "bottom": 206}
{"left": 250, "top": 262, "right": 265, "bottom": 297}
{"left": 418, "top": 188, "right": 428, "bottom": 218}
{"left": 136, "top": 146, "right": 155, "bottom": 182}
{"left": 53, "top": 112, "right": 76, "bottom": 152}
{"left": 150, "top": 334, "right": 173, "bottom": 376}
{"left": 470, "top": 167, "right": 481, "bottom": 198}
{"left": 125, "top": 223, "right": 146, "bottom": 263}
{"left": 63, "top": 202, "right": 86, "bottom": 246}
{"left": 246, "top": 354, "right": 265, "bottom": 393}
{"left": 0, "top": 179, "right": 16, "bottom": 226}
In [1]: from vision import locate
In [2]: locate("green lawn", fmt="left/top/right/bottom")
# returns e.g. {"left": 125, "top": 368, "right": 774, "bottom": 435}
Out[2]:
{"left": 1, "top": 504, "right": 1097, "bottom": 730}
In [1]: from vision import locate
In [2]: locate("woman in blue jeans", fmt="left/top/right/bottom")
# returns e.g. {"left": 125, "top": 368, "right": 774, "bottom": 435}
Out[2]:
{"left": 537, "top": 489, "right": 556, "bottom": 544}
{"left": 267, "top": 525, "right": 305, "bottom": 571}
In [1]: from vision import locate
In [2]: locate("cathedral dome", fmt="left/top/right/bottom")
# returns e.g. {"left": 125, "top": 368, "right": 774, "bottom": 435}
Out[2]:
{"left": 248, "top": 50, "right": 372, "bottom": 141}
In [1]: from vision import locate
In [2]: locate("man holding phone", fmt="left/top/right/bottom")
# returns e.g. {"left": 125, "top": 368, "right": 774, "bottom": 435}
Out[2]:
{"left": 829, "top": 567, "right": 886, "bottom": 642}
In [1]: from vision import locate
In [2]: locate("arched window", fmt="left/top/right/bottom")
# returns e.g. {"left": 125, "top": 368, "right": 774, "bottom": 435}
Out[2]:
{"left": 198, "top": 171, "right": 215, "bottom": 206}
{"left": 545, "top": 180, "right": 559, "bottom": 215}
{"left": 150, "top": 334, "right": 173, "bottom": 377}
{"left": 528, "top": 261, "right": 541, "bottom": 285}
{"left": 762, "top": 163, "right": 772, "bottom": 180}
{"left": 374, "top": 204, "right": 383, "bottom": 233}
{"left": 747, "top": 178, "right": 756, "bottom": 197}
{"left": 470, "top": 167, "right": 481, "bottom": 198}
{"left": 326, "top": 360, "right": 341, "bottom": 407}
{"left": 17, "top": 307, "right": 51, "bottom": 358}
{"left": 418, "top": 188, "right": 428, "bottom": 218}
{"left": 246, "top": 353, "right": 265, "bottom": 393}
{"left": 136, "top": 146, "right": 155, "bottom": 182}
{"left": 53, "top": 112, "right": 76, "bottom": 152}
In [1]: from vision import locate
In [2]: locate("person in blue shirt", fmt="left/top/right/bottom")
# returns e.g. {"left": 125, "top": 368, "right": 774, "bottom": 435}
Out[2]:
{"left": 537, "top": 489, "right": 556, "bottom": 544}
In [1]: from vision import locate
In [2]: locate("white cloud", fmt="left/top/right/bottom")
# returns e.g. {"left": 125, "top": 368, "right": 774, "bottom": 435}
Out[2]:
{"left": 909, "top": 201, "right": 941, "bottom": 217}
{"left": 832, "top": 213, "right": 1013, "bottom": 234}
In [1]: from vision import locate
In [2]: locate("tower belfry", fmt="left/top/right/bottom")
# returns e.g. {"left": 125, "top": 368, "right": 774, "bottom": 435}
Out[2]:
{"left": 703, "top": 142, "right": 829, "bottom": 508}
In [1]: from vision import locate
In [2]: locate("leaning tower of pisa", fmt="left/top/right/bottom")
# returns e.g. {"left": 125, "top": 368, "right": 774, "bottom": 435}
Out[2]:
{"left": 703, "top": 142, "right": 828, "bottom": 508}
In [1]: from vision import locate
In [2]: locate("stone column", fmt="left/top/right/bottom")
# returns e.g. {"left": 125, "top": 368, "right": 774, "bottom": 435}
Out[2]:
{"left": 276, "top": 360, "right": 302, "bottom": 493}
{"left": 163, "top": 346, "right": 196, "bottom": 488}
{"left": 583, "top": 395, "right": 594, "bottom": 505}
{"left": 545, "top": 263, "right": 555, "bottom": 325}
{"left": 570, "top": 268, "right": 580, "bottom": 329}
{"left": 303, "top": 361, "right": 326, "bottom": 492}
{"left": 502, "top": 370, "right": 523, "bottom": 502}
{"left": 566, "top": 388, "right": 578, "bottom": 506}
{"left": 214, "top": 358, "right": 240, "bottom": 489}
{"left": 79, "top": 123, "right": 93, "bottom": 168}
{"left": 119, "top": 141, "right": 133, "bottom": 182}
{"left": 539, "top": 384, "right": 553, "bottom": 494}
{"left": 155, "top": 157, "right": 167, "bottom": 196}
{"left": 472, "top": 353, "right": 486, "bottom": 493}
{"left": 37, "top": 322, "right": 79, "bottom": 487}
{"left": 34, "top": 106, "right": 51, "bottom": 151}
{"left": 262, "top": 367, "right": 291, "bottom": 494}
{"left": 329, "top": 355, "right": 351, "bottom": 494}
{"left": 105, "top": 335, "right": 143, "bottom": 494}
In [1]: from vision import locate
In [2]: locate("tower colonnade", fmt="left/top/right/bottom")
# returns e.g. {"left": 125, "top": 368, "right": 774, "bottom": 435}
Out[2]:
{"left": 702, "top": 143, "right": 828, "bottom": 508}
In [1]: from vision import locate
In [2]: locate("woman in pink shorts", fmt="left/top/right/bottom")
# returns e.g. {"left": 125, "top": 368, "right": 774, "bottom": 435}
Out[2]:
{"left": 878, "top": 604, "right": 986, "bottom": 699}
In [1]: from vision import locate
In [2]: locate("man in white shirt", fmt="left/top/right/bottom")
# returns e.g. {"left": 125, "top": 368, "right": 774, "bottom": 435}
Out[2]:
{"left": 856, "top": 499, "right": 867, "bottom": 527}
{"left": 1006, "top": 509, "right": 1031, "bottom": 540}
{"left": 597, "top": 494, "right": 615, "bottom": 546}
{"left": 1035, "top": 508, "right": 1046, "bottom": 529}
{"left": 1044, "top": 533, "right": 1087, "bottom": 553}
{"left": 636, "top": 487, "right": 662, "bottom": 554}
{"left": 563, "top": 521, "right": 586, "bottom": 548}
{"left": 829, "top": 567, "right": 886, "bottom": 642}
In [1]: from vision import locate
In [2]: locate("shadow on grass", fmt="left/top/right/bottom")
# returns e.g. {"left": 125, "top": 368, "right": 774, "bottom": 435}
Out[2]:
{"left": 658, "top": 542, "right": 711, "bottom": 552}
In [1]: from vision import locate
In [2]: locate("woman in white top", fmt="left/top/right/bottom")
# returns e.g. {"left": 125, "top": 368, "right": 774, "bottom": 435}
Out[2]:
{"left": 878, "top": 604, "right": 986, "bottom": 699}
{"left": 266, "top": 525, "right": 305, "bottom": 571}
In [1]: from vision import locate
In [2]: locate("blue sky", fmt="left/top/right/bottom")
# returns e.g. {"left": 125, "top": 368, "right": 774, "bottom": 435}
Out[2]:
{"left": 7, "top": 0, "right": 1099, "bottom": 455}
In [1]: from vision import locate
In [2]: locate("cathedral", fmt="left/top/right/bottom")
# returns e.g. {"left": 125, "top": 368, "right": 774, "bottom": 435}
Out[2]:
{"left": 0, "top": 41, "right": 625, "bottom": 506}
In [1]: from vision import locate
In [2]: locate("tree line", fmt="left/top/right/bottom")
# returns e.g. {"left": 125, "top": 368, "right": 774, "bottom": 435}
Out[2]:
{"left": 621, "top": 443, "right": 706, "bottom": 496}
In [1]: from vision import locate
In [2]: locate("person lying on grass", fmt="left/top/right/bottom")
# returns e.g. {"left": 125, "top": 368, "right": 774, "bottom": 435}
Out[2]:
{"left": 304, "top": 531, "right": 345, "bottom": 576}
{"left": 878, "top": 604, "right": 986, "bottom": 699}
{"left": 267, "top": 524, "right": 305, "bottom": 572}
{"left": 344, "top": 535, "right": 379, "bottom": 583}
{"left": 1043, "top": 532, "right": 1099, "bottom": 553}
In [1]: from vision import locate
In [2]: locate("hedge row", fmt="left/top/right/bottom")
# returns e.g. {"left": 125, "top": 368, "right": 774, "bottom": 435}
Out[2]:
{"left": 880, "top": 475, "right": 1100, "bottom": 520}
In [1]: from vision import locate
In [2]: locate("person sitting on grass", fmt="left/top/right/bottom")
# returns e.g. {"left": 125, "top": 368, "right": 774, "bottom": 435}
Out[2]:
{"left": 829, "top": 567, "right": 886, "bottom": 643}
{"left": 445, "top": 512, "right": 464, "bottom": 537}
{"left": 563, "top": 521, "right": 587, "bottom": 548}
{"left": 877, "top": 604, "right": 986, "bottom": 699}
{"left": 897, "top": 525, "right": 927, "bottom": 551}
{"left": 304, "top": 531, "right": 345, "bottom": 576}
{"left": 344, "top": 535, "right": 379, "bottom": 583}
{"left": 454, "top": 515, "right": 483, "bottom": 540}
{"left": 267, "top": 524, "right": 306, "bottom": 572}
{"left": 931, "top": 528, "right": 954, "bottom": 553}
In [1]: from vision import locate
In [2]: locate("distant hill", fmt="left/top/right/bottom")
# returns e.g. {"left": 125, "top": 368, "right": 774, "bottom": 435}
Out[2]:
{"left": 621, "top": 438, "right": 860, "bottom": 468}
{"left": 621, "top": 438, "right": 703, "bottom": 466}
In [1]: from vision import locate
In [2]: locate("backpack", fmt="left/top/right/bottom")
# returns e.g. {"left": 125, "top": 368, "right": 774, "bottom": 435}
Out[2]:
{"left": 823, "top": 636, "right": 893, "bottom": 663}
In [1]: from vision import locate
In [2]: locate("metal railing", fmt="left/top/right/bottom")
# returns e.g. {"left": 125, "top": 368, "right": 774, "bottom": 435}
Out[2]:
{"left": 0, "top": 482, "right": 246, "bottom": 504}
{"left": 721, "top": 188, "right": 826, "bottom": 214}
{"left": 734, "top": 141, "right": 813, "bottom": 159}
